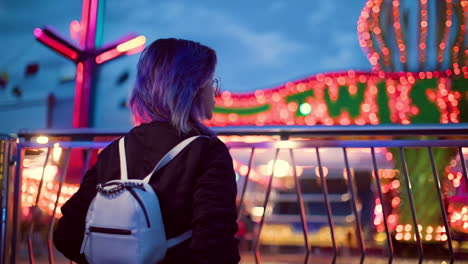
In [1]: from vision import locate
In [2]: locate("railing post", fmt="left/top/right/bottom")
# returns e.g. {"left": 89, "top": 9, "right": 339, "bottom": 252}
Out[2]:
{"left": 0, "top": 136, "right": 17, "bottom": 264}
{"left": 47, "top": 148, "right": 72, "bottom": 264}
{"left": 428, "top": 147, "right": 454, "bottom": 264}
{"left": 289, "top": 149, "right": 310, "bottom": 264}
{"left": 237, "top": 148, "right": 255, "bottom": 217}
{"left": 458, "top": 147, "right": 468, "bottom": 192}
{"left": 315, "top": 147, "right": 337, "bottom": 263}
{"left": 28, "top": 147, "right": 51, "bottom": 263}
{"left": 342, "top": 147, "right": 365, "bottom": 263}
{"left": 370, "top": 147, "right": 394, "bottom": 264}
{"left": 11, "top": 142, "right": 23, "bottom": 264}
{"left": 399, "top": 147, "right": 424, "bottom": 263}
{"left": 254, "top": 148, "right": 279, "bottom": 264}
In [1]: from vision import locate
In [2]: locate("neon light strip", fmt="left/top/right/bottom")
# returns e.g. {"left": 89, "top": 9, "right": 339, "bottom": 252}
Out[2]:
{"left": 69, "top": 20, "right": 81, "bottom": 41}
{"left": 116, "top": 36, "right": 146, "bottom": 52}
{"left": 87, "top": 0, "right": 98, "bottom": 48}
{"left": 95, "top": 0, "right": 105, "bottom": 47}
{"left": 125, "top": 45, "right": 145, "bottom": 55}
{"left": 95, "top": 36, "right": 147, "bottom": 63}
{"left": 43, "top": 26, "right": 80, "bottom": 53}
{"left": 34, "top": 28, "right": 78, "bottom": 61}
{"left": 73, "top": 62, "right": 85, "bottom": 128}
{"left": 80, "top": 0, "right": 90, "bottom": 48}
{"left": 95, "top": 48, "right": 123, "bottom": 64}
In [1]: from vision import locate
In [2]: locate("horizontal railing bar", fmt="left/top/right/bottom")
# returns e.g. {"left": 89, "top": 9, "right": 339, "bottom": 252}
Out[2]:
{"left": 17, "top": 129, "right": 126, "bottom": 140}
{"left": 16, "top": 123, "right": 468, "bottom": 140}
{"left": 18, "top": 139, "right": 468, "bottom": 150}
{"left": 275, "top": 194, "right": 349, "bottom": 202}
{"left": 267, "top": 214, "right": 353, "bottom": 224}
{"left": 215, "top": 124, "right": 468, "bottom": 137}
{"left": 227, "top": 140, "right": 468, "bottom": 148}
{"left": 19, "top": 142, "right": 110, "bottom": 149}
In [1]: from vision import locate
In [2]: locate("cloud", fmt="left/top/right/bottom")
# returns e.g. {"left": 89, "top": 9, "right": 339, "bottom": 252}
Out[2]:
{"left": 307, "top": 1, "right": 334, "bottom": 26}
{"left": 197, "top": 6, "right": 306, "bottom": 66}
{"left": 114, "top": 0, "right": 307, "bottom": 67}
{"left": 321, "top": 48, "right": 355, "bottom": 69}
{"left": 159, "top": 2, "right": 185, "bottom": 21}
{"left": 221, "top": 22, "right": 305, "bottom": 65}
{"left": 267, "top": 1, "right": 286, "bottom": 14}
{"left": 320, "top": 32, "right": 358, "bottom": 69}
{"left": 143, "top": 1, "right": 306, "bottom": 66}
{"left": 332, "top": 32, "right": 357, "bottom": 47}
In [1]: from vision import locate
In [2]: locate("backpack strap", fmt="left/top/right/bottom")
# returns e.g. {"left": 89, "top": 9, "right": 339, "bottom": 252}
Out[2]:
{"left": 167, "top": 230, "right": 192, "bottom": 248}
{"left": 143, "top": 136, "right": 202, "bottom": 183}
{"left": 118, "top": 137, "right": 128, "bottom": 181}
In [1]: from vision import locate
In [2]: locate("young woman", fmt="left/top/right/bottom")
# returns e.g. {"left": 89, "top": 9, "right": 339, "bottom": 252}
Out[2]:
{"left": 54, "top": 38, "right": 240, "bottom": 264}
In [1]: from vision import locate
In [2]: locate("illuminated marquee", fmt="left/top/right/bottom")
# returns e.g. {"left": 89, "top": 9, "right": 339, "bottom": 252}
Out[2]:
{"left": 207, "top": 70, "right": 468, "bottom": 127}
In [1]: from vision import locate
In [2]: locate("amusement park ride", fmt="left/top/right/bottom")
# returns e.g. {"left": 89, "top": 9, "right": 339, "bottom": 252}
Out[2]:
{"left": 18, "top": 0, "right": 468, "bottom": 257}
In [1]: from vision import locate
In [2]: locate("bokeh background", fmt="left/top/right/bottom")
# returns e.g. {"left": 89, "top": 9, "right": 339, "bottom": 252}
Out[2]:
{"left": 0, "top": 0, "right": 370, "bottom": 132}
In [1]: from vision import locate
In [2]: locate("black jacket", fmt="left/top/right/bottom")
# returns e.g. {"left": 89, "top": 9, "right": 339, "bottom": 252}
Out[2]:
{"left": 53, "top": 122, "right": 240, "bottom": 264}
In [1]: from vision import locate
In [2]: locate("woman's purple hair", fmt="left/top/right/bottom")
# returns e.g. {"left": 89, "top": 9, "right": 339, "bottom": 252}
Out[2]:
{"left": 129, "top": 38, "right": 217, "bottom": 135}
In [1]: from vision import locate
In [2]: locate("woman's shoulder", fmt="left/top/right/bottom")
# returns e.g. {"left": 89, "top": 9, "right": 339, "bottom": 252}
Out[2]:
{"left": 125, "top": 121, "right": 229, "bottom": 156}
{"left": 196, "top": 136, "right": 232, "bottom": 166}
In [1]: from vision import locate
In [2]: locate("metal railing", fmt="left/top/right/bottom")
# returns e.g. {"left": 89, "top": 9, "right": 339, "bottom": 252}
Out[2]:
{"left": 0, "top": 135, "right": 16, "bottom": 264}
{"left": 4, "top": 124, "right": 468, "bottom": 263}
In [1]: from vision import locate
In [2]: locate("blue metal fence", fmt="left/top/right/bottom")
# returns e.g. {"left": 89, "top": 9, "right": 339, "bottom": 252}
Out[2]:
{"left": 3, "top": 124, "right": 468, "bottom": 263}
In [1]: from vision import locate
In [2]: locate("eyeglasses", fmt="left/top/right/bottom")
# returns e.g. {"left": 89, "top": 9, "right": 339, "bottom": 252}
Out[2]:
{"left": 212, "top": 78, "right": 221, "bottom": 96}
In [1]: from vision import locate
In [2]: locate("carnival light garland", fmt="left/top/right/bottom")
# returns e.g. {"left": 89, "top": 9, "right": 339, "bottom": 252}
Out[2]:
{"left": 419, "top": 0, "right": 429, "bottom": 68}
{"left": 358, "top": 1, "right": 381, "bottom": 70}
{"left": 371, "top": 0, "right": 392, "bottom": 69}
{"left": 452, "top": 0, "right": 467, "bottom": 73}
{"left": 359, "top": 0, "right": 466, "bottom": 72}
{"left": 392, "top": 0, "right": 408, "bottom": 68}
{"left": 437, "top": 0, "right": 454, "bottom": 67}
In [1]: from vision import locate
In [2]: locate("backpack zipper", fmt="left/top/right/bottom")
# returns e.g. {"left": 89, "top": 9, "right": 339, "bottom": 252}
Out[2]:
{"left": 89, "top": 226, "right": 132, "bottom": 235}
{"left": 96, "top": 183, "right": 151, "bottom": 228}
{"left": 80, "top": 227, "right": 132, "bottom": 254}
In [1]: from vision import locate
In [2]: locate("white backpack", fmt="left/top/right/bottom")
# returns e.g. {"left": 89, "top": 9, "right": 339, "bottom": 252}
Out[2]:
{"left": 80, "top": 136, "right": 201, "bottom": 264}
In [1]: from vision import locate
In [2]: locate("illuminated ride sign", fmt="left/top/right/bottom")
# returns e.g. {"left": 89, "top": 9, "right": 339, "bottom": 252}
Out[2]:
{"left": 207, "top": 70, "right": 468, "bottom": 127}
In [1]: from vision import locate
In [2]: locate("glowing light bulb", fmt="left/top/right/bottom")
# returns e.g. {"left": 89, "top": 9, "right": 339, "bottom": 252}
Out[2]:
{"left": 299, "top": 103, "right": 312, "bottom": 115}
{"left": 36, "top": 136, "right": 49, "bottom": 144}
